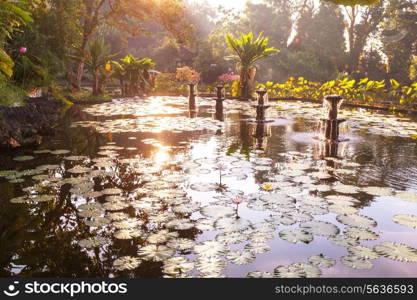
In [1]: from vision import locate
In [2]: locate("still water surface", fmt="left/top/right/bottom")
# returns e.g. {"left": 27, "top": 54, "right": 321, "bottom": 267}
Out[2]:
{"left": 1, "top": 96, "right": 417, "bottom": 277}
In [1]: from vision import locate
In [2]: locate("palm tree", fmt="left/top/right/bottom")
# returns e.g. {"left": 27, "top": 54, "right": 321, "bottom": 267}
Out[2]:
{"left": 225, "top": 32, "right": 279, "bottom": 99}
{"left": 112, "top": 55, "right": 155, "bottom": 96}
{"left": 85, "top": 39, "right": 117, "bottom": 95}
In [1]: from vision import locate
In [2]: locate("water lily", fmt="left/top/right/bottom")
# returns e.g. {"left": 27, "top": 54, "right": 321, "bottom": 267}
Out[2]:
{"left": 262, "top": 183, "right": 273, "bottom": 191}
{"left": 233, "top": 196, "right": 243, "bottom": 218}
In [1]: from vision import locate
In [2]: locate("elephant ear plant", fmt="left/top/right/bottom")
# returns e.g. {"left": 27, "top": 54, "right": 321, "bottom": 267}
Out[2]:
{"left": 225, "top": 32, "right": 279, "bottom": 100}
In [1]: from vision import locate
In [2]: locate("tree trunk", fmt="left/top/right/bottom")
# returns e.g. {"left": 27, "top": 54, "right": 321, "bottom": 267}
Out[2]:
{"left": 239, "top": 67, "right": 249, "bottom": 100}
{"left": 92, "top": 72, "right": 99, "bottom": 95}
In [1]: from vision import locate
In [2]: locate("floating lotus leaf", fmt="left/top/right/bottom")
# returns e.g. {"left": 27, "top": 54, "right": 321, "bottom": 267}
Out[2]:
{"left": 328, "top": 235, "right": 360, "bottom": 247}
{"left": 167, "top": 238, "right": 195, "bottom": 251}
{"left": 196, "top": 256, "right": 226, "bottom": 274}
{"left": 214, "top": 217, "right": 252, "bottom": 232}
{"left": 227, "top": 250, "right": 255, "bottom": 265}
{"left": 102, "top": 188, "right": 123, "bottom": 195}
{"left": 244, "top": 242, "right": 271, "bottom": 254}
{"left": 105, "top": 195, "right": 125, "bottom": 202}
{"left": 274, "top": 263, "right": 321, "bottom": 278}
{"left": 64, "top": 155, "right": 88, "bottom": 161}
{"left": 27, "top": 195, "right": 55, "bottom": 203}
{"left": 279, "top": 229, "right": 313, "bottom": 244}
{"left": 166, "top": 218, "right": 195, "bottom": 230}
{"left": 259, "top": 193, "right": 295, "bottom": 205}
{"left": 137, "top": 245, "right": 174, "bottom": 262}
{"left": 326, "top": 195, "right": 360, "bottom": 205}
{"left": 300, "top": 204, "right": 328, "bottom": 215}
{"left": 113, "top": 256, "right": 141, "bottom": 271}
{"left": 336, "top": 214, "right": 377, "bottom": 229}
{"left": 216, "top": 231, "right": 247, "bottom": 245}
{"left": 147, "top": 230, "right": 178, "bottom": 244}
{"left": 300, "top": 221, "right": 340, "bottom": 237}
{"left": 194, "top": 241, "right": 228, "bottom": 257}
{"left": 32, "top": 175, "right": 50, "bottom": 181}
{"left": 328, "top": 204, "right": 358, "bottom": 214}
{"left": 392, "top": 214, "right": 417, "bottom": 229}
{"left": 200, "top": 205, "right": 235, "bottom": 219}
{"left": 396, "top": 192, "right": 417, "bottom": 203}
{"left": 10, "top": 196, "right": 27, "bottom": 204}
{"left": 85, "top": 217, "right": 110, "bottom": 227}
{"left": 374, "top": 242, "right": 417, "bottom": 262}
{"left": 78, "top": 236, "right": 109, "bottom": 248}
{"left": 13, "top": 156, "right": 34, "bottom": 162}
{"left": 251, "top": 222, "right": 276, "bottom": 233}
{"left": 247, "top": 271, "right": 273, "bottom": 278}
{"left": 67, "top": 166, "right": 91, "bottom": 174}
{"left": 333, "top": 184, "right": 360, "bottom": 194}
{"left": 280, "top": 186, "right": 302, "bottom": 195}
{"left": 348, "top": 245, "right": 379, "bottom": 259}
{"left": 195, "top": 218, "right": 215, "bottom": 231}
{"left": 113, "top": 218, "right": 144, "bottom": 229}
{"left": 189, "top": 183, "right": 217, "bottom": 192}
{"left": 341, "top": 256, "right": 373, "bottom": 270}
{"left": 265, "top": 214, "right": 296, "bottom": 226}
{"left": 107, "top": 212, "right": 129, "bottom": 221}
{"left": 344, "top": 227, "right": 379, "bottom": 241}
{"left": 103, "top": 200, "right": 129, "bottom": 211}
{"left": 163, "top": 257, "right": 194, "bottom": 275}
{"left": 362, "top": 186, "right": 394, "bottom": 197}
{"left": 309, "top": 184, "right": 331, "bottom": 192}
{"left": 9, "top": 178, "right": 25, "bottom": 183}
{"left": 172, "top": 202, "right": 200, "bottom": 214}
{"left": 50, "top": 149, "right": 70, "bottom": 155}
{"left": 114, "top": 229, "right": 143, "bottom": 239}
{"left": 308, "top": 254, "right": 336, "bottom": 268}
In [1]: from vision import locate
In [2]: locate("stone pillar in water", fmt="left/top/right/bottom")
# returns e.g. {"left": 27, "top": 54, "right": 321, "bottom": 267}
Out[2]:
{"left": 255, "top": 89, "right": 269, "bottom": 122}
{"left": 215, "top": 85, "right": 224, "bottom": 122}
{"left": 189, "top": 83, "right": 196, "bottom": 110}
{"left": 320, "top": 95, "right": 345, "bottom": 141}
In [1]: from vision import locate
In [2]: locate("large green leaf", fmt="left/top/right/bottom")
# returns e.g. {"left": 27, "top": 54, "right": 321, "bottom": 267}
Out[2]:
{"left": 0, "top": 48, "right": 14, "bottom": 78}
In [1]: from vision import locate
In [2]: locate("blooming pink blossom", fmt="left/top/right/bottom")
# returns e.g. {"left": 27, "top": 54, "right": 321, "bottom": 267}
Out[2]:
{"left": 233, "top": 196, "right": 243, "bottom": 204}
{"left": 19, "top": 47, "right": 27, "bottom": 53}
{"left": 218, "top": 73, "right": 239, "bottom": 84}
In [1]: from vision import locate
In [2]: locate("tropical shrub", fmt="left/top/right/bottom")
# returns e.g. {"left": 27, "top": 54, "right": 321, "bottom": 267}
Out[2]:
{"left": 256, "top": 77, "right": 417, "bottom": 107}
{"left": 111, "top": 55, "right": 155, "bottom": 96}
{"left": 225, "top": 32, "right": 279, "bottom": 99}
{"left": 153, "top": 73, "right": 187, "bottom": 95}
{"left": 175, "top": 66, "right": 200, "bottom": 84}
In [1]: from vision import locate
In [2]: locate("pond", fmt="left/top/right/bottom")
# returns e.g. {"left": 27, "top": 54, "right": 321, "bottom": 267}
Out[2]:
{"left": 1, "top": 96, "right": 417, "bottom": 278}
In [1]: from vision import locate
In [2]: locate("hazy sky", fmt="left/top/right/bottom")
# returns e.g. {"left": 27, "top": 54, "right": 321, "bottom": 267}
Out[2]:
{"left": 191, "top": 0, "right": 262, "bottom": 10}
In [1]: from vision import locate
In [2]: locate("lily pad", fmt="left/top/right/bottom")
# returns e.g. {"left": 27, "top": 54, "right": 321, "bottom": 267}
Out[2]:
{"left": 308, "top": 254, "right": 336, "bottom": 268}
{"left": 392, "top": 214, "right": 417, "bottom": 229}
{"left": 279, "top": 229, "right": 313, "bottom": 244}
{"left": 374, "top": 242, "right": 417, "bottom": 262}
{"left": 113, "top": 256, "right": 141, "bottom": 271}
{"left": 341, "top": 255, "right": 373, "bottom": 270}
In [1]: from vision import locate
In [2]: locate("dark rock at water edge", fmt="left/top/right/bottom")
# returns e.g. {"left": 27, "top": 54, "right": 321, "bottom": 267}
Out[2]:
{"left": 0, "top": 97, "right": 64, "bottom": 148}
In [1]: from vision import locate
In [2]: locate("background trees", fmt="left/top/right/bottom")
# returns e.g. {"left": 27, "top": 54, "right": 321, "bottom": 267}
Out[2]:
{"left": 0, "top": 0, "right": 416, "bottom": 104}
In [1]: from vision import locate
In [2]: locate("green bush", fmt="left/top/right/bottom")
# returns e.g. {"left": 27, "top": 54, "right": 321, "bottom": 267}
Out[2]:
{"left": 0, "top": 80, "right": 26, "bottom": 106}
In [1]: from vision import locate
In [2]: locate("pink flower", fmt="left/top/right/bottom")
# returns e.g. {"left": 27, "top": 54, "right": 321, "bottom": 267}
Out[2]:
{"left": 19, "top": 47, "right": 27, "bottom": 53}
{"left": 233, "top": 196, "right": 243, "bottom": 204}
{"left": 215, "top": 163, "right": 226, "bottom": 171}
{"left": 218, "top": 73, "right": 240, "bottom": 84}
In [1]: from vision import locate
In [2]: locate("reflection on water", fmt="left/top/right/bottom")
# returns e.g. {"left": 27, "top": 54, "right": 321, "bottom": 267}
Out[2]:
{"left": 1, "top": 97, "right": 417, "bottom": 278}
